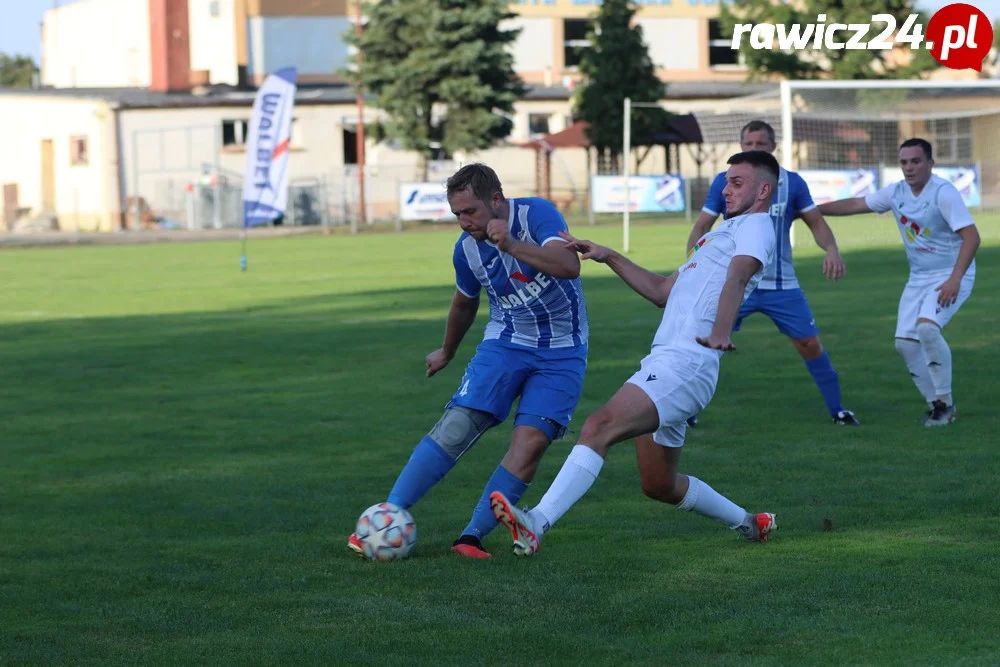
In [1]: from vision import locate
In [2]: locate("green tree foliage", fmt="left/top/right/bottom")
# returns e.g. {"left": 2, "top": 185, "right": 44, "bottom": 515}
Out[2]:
{"left": 574, "top": 0, "right": 668, "bottom": 173}
{"left": 344, "top": 0, "right": 526, "bottom": 179}
{"left": 720, "top": 0, "right": 937, "bottom": 80}
{"left": 0, "top": 53, "right": 38, "bottom": 88}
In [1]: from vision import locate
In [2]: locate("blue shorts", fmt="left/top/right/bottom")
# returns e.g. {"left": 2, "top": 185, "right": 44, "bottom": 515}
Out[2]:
{"left": 446, "top": 340, "right": 587, "bottom": 441}
{"left": 733, "top": 288, "right": 820, "bottom": 339}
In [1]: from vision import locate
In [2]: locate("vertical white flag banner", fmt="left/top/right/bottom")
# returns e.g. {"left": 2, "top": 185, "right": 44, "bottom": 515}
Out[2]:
{"left": 242, "top": 67, "right": 298, "bottom": 227}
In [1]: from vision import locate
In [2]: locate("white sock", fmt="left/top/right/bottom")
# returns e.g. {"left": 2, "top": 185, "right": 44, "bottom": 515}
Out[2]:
{"left": 677, "top": 476, "right": 747, "bottom": 529}
{"left": 531, "top": 444, "right": 605, "bottom": 536}
{"left": 916, "top": 323, "right": 953, "bottom": 403}
{"left": 895, "top": 338, "right": 937, "bottom": 407}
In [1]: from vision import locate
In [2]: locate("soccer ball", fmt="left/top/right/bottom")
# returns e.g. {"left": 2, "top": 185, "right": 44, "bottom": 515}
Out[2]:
{"left": 355, "top": 502, "right": 417, "bottom": 561}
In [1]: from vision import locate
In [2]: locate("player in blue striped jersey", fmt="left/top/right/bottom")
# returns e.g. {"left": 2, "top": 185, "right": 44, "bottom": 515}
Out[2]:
{"left": 686, "top": 120, "right": 858, "bottom": 426}
{"left": 348, "top": 163, "right": 589, "bottom": 559}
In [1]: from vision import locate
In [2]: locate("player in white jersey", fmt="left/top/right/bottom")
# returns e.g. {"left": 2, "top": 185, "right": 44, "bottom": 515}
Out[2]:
{"left": 819, "top": 139, "right": 980, "bottom": 426}
{"left": 489, "top": 151, "right": 782, "bottom": 556}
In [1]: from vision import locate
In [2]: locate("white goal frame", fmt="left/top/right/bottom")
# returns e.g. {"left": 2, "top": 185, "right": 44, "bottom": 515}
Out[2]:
{"left": 780, "top": 79, "right": 1000, "bottom": 167}
{"left": 781, "top": 79, "right": 1000, "bottom": 248}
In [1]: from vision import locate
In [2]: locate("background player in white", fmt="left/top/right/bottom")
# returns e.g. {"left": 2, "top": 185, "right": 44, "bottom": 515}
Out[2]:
{"left": 489, "top": 151, "right": 781, "bottom": 556}
{"left": 819, "top": 138, "right": 979, "bottom": 426}
{"left": 686, "top": 121, "right": 858, "bottom": 427}
{"left": 349, "top": 163, "right": 590, "bottom": 559}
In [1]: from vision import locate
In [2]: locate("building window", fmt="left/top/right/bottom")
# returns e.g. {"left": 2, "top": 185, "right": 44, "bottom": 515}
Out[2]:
{"left": 563, "top": 19, "right": 592, "bottom": 69}
{"left": 209, "top": 0, "right": 220, "bottom": 17}
{"left": 70, "top": 136, "right": 89, "bottom": 166}
{"left": 343, "top": 127, "right": 358, "bottom": 165}
{"left": 708, "top": 19, "right": 741, "bottom": 67}
{"left": 222, "top": 119, "right": 248, "bottom": 147}
{"left": 929, "top": 117, "right": 973, "bottom": 162}
{"left": 223, "top": 118, "right": 299, "bottom": 149}
{"left": 528, "top": 113, "right": 551, "bottom": 138}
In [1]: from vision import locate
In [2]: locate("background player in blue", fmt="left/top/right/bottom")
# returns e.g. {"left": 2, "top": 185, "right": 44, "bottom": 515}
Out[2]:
{"left": 686, "top": 120, "right": 859, "bottom": 426}
{"left": 348, "top": 163, "right": 589, "bottom": 559}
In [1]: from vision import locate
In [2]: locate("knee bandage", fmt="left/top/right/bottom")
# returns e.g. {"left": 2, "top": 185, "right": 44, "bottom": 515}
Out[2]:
{"left": 429, "top": 406, "right": 497, "bottom": 460}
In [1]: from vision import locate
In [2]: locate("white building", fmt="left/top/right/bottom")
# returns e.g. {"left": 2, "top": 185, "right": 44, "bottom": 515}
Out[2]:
{"left": 40, "top": 0, "right": 749, "bottom": 92}
{"left": 0, "top": 80, "right": 784, "bottom": 231}
{"left": 0, "top": 84, "right": 602, "bottom": 231}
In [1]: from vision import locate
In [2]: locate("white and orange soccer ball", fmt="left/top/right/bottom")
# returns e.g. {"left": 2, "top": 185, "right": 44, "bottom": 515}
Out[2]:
{"left": 354, "top": 502, "right": 417, "bottom": 561}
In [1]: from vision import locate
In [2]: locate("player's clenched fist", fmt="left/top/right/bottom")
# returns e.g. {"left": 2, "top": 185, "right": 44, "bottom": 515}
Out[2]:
{"left": 559, "top": 231, "right": 612, "bottom": 263}
{"left": 486, "top": 218, "right": 513, "bottom": 251}
{"left": 425, "top": 348, "right": 453, "bottom": 377}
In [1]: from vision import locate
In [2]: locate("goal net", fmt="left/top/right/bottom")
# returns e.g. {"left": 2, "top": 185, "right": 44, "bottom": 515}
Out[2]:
{"left": 780, "top": 80, "right": 1000, "bottom": 250}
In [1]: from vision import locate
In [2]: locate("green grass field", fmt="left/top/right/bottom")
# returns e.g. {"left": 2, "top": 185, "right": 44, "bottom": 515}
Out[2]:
{"left": 2, "top": 218, "right": 999, "bottom": 665}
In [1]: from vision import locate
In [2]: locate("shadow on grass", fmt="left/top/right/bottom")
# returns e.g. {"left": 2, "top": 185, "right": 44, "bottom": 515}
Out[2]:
{"left": 1, "top": 245, "right": 996, "bottom": 443}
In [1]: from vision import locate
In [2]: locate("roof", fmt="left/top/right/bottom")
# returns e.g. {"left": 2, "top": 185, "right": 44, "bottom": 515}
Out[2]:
{"left": 643, "top": 113, "right": 704, "bottom": 145}
{"left": 0, "top": 84, "right": 365, "bottom": 108}
{"left": 0, "top": 81, "right": 782, "bottom": 109}
{"left": 522, "top": 114, "right": 705, "bottom": 151}
{"left": 666, "top": 81, "right": 778, "bottom": 98}
{"left": 522, "top": 121, "right": 592, "bottom": 150}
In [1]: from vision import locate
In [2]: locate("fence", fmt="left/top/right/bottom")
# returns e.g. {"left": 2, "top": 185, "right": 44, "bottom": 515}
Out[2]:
{"left": 122, "top": 82, "right": 1000, "bottom": 237}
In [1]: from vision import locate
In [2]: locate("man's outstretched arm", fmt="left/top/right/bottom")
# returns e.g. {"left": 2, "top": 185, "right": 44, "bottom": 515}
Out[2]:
{"left": 561, "top": 231, "right": 675, "bottom": 308}
{"left": 605, "top": 253, "right": 678, "bottom": 308}
{"left": 818, "top": 197, "right": 872, "bottom": 217}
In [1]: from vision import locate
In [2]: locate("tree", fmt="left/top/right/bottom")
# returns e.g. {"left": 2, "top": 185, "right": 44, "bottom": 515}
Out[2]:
{"left": 720, "top": 0, "right": 937, "bottom": 80}
{"left": 344, "top": 0, "right": 526, "bottom": 180}
{"left": 573, "top": 0, "right": 669, "bottom": 173}
{"left": 0, "top": 53, "right": 38, "bottom": 88}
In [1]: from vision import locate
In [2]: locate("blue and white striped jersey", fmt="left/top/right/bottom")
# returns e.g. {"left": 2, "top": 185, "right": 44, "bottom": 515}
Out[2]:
{"left": 702, "top": 167, "right": 817, "bottom": 290}
{"left": 453, "top": 197, "right": 589, "bottom": 349}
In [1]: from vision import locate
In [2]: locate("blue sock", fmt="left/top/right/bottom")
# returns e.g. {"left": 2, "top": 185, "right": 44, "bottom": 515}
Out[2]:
{"left": 461, "top": 465, "right": 529, "bottom": 541}
{"left": 805, "top": 352, "right": 843, "bottom": 417}
{"left": 386, "top": 436, "right": 456, "bottom": 509}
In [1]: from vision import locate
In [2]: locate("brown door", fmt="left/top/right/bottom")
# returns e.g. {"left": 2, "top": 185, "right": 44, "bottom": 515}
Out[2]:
{"left": 41, "top": 139, "right": 55, "bottom": 210}
{"left": 3, "top": 183, "right": 17, "bottom": 231}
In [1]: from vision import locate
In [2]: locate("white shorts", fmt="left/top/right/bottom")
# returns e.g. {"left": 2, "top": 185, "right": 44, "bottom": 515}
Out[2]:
{"left": 895, "top": 273, "right": 974, "bottom": 339}
{"left": 626, "top": 347, "right": 719, "bottom": 448}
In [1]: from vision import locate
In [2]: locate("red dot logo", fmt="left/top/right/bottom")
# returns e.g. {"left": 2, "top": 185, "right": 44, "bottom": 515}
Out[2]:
{"left": 927, "top": 3, "right": 994, "bottom": 71}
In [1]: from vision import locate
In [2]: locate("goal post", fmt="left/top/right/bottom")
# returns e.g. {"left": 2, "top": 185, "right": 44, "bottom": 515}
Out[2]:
{"left": 780, "top": 79, "right": 1000, "bottom": 250}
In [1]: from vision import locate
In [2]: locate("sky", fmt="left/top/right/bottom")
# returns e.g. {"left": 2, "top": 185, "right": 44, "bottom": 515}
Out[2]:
{"left": 1, "top": 0, "right": 998, "bottom": 62}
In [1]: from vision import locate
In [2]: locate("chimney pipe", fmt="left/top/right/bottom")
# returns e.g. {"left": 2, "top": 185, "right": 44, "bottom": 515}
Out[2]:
{"left": 149, "top": 0, "right": 191, "bottom": 92}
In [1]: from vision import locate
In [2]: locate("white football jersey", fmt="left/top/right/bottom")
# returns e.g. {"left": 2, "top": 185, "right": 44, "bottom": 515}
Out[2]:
{"left": 652, "top": 212, "right": 775, "bottom": 354}
{"left": 865, "top": 175, "right": 976, "bottom": 279}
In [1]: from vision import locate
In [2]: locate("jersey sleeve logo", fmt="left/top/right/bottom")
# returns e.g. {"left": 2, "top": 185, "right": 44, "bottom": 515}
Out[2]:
{"left": 687, "top": 237, "right": 712, "bottom": 259}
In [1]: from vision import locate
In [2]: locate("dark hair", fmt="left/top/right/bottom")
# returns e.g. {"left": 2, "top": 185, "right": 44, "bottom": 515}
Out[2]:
{"left": 740, "top": 120, "right": 777, "bottom": 146}
{"left": 900, "top": 138, "right": 933, "bottom": 160}
{"left": 727, "top": 150, "right": 780, "bottom": 184}
{"left": 446, "top": 163, "right": 504, "bottom": 204}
